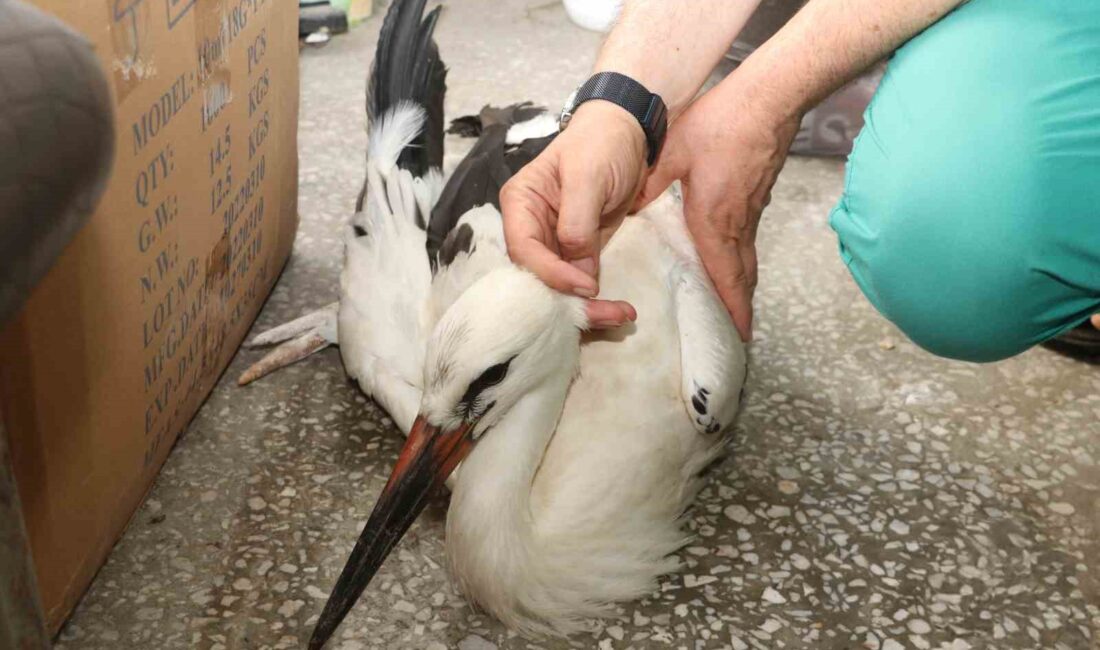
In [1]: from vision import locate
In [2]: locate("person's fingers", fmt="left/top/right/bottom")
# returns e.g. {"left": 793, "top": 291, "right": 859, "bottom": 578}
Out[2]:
{"left": 691, "top": 217, "right": 754, "bottom": 342}
{"left": 502, "top": 177, "right": 599, "bottom": 297}
{"left": 1091, "top": 313, "right": 1100, "bottom": 329}
{"left": 738, "top": 234, "right": 759, "bottom": 294}
{"left": 706, "top": 252, "right": 753, "bottom": 342}
{"left": 584, "top": 299, "right": 638, "bottom": 329}
{"left": 505, "top": 220, "right": 599, "bottom": 297}
{"left": 556, "top": 163, "right": 606, "bottom": 278}
{"left": 512, "top": 237, "right": 601, "bottom": 297}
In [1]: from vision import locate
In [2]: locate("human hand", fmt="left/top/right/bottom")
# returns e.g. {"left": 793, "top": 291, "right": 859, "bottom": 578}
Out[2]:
{"left": 501, "top": 101, "right": 645, "bottom": 328}
{"left": 635, "top": 79, "right": 800, "bottom": 341}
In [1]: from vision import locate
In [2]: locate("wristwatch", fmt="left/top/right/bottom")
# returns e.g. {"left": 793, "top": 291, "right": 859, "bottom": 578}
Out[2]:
{"left": 559, "top": 71, "right": 668, "bottom": 166}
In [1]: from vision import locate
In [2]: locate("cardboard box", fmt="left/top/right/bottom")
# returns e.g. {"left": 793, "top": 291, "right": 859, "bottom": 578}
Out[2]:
{"left": 0, "top": 0, "right": 299, "bottom": 631}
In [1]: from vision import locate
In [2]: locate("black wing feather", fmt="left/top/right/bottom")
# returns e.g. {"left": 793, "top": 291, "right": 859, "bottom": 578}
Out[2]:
{"left": 426, "top": 106, "right": 555, "bottom": 268}
{"left": 427, "top": 124, "right": 509, "bottom": 266}
{"left": 447, "top": 102, "right": 547, "bottom": 136}
{"left": 504, "top": 133, "right": 555, "bottom": 175}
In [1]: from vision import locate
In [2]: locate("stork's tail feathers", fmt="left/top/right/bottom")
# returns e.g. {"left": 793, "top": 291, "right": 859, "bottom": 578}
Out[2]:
{"left": 355, "top": 105, "right": 443, "bottom": 232}
{"left": 354, "top": 0, "right": 446, "bottom": 223}
{"left": 237, "top": 303, "right": 339, "bottom": 385}
{"left": 367, "top": 0, "right": 446, "bottom": 177}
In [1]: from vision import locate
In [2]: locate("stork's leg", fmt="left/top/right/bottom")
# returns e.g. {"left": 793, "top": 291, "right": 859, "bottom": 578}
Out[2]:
{"left": 244, "top": 302, "right": 339, "bottom": 347}
{"left": 672, "top": 267, "right": 748, "bottom": 435}
{"left": 642, "top": 192, "right": 748, "bottom": 435}
{"left": 238, "top": 303, "right": 339, "bottom": 385}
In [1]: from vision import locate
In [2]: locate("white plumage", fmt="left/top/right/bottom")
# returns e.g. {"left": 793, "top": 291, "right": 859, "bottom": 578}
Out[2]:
{"left": 338, "top": 105, "right": 441, "bottom": 433}
{"left": 504, "top": 112, "right": 559, "bottom": 145}
{"left": 239, "top": 0, "right": 747, "bottom": 646}
{"left": 437, "top": 203, "right": 746, "bottom": 635}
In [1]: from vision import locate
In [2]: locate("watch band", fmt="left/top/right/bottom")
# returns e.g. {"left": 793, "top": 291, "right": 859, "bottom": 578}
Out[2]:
{"left": 560, "top": 72, "right": 668, "bottom": 166}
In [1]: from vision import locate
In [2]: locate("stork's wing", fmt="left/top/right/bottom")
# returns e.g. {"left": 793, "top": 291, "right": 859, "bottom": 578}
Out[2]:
{"left": 339, "top": 111, "right": 441, "bottom": 435}
{"left": 339, "top": 0, "right": 447, "bottom": 432}
{"left": 422, "top": 106, "right": 558, "bottom": 318}
{"left": 428, "top": 204, "right": 510, "bottom": 321}
{"left": 427, "top": 105, "right": 556, "bottom": 269}
{"left": 420, "top": 105, "right": 558, "bottom": 318}
{"left": 346, "top": 103, "right": 558, "bottom": 423}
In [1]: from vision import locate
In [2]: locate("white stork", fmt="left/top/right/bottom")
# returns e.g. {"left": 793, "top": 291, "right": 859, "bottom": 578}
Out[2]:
{"left": 239, "top": 0, "right": 747, "bottom": 646}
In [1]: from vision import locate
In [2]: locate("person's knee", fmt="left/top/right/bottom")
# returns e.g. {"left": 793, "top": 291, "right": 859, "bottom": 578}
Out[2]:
{"left": 832, "top": 81, "right": 1056, "bottom": 362}
{"left": 852, "top": 211, "right": 1048, "bottom": 363}
{"left": 830, "top": 0, "right": 1100, "bottom": 362}
{"left": 881, "top": 282, "right": 1036, "bottom": 363}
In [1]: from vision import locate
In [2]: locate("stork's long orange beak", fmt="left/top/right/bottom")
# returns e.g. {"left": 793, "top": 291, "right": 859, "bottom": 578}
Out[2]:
{"left": 309, "top": 416, "right": 475, "bottom": 649}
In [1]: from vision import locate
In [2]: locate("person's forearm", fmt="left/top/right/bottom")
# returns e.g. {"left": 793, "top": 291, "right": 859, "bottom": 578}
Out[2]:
{"left": 594, "top": 0, "right": 763, "bottom": 117}
{"left": 729, "top": 0, "right": 966, "bottom": 121}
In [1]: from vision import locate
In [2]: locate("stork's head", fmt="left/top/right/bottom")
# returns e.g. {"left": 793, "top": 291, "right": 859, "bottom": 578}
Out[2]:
{"left": 310, "top": 267, "right": 587, "bottom": 648}
{"left": 419, "top": 266, "right": 587, "bottom": 436}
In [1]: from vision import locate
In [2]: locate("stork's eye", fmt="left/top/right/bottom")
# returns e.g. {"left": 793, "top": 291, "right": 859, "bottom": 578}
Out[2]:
{"left": 458, "top": 356, "right": 514, "bottom": 416}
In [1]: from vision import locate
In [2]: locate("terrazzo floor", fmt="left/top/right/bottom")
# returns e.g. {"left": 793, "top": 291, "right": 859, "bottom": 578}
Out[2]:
{"left": 55, "top": 1, "right": 1099, "bottom": 649}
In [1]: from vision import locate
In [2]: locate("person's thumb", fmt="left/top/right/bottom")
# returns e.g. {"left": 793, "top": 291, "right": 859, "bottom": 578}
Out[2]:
{"left": 556, "top": 164, "right": 606, "bottom": 279}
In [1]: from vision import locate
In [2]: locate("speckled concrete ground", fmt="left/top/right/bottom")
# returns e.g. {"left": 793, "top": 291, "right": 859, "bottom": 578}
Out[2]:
{"left": 55, "top": 2, "right": 1100, "bottom": 649}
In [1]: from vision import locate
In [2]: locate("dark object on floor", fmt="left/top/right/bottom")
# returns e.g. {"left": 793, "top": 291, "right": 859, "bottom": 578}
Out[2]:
{"left": 0, "top": 1, "right": 115, "bottom": 648}
{"left": 300, "top": 1, "right": 349, "bottom": 37}
{"left": 1042, "top": 322, "right": 1100, "bottom": 360}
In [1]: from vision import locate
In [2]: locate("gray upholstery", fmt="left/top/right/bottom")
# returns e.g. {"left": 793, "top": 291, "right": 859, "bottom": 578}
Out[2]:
{"left": 0, "top": 0, "right": 115, "bottom": 326}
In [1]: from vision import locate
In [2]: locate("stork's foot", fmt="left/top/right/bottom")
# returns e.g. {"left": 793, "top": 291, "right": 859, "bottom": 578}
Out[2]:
{"left": 673, "top": 270, "right": 747, "bottom": 436}
{"left": 238, "top": 302, "right": 338, "bottom": 385}
{"left": 689, "top": 384, "right": 723, "bottom": 435}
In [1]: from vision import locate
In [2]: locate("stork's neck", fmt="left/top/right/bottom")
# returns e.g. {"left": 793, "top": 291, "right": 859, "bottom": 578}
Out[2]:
{"left": 444, "top": 363, "right": 572, "bottom": 607}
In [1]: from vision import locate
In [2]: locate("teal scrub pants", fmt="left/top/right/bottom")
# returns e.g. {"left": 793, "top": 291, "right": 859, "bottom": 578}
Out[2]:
{"left": 830, "top": 0, "right": 1100, "bottom": 362}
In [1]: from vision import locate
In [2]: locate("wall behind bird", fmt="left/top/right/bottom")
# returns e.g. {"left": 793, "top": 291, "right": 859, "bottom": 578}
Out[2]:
{"left": 0, "top": 0, "right": 299, "bottom": 632}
